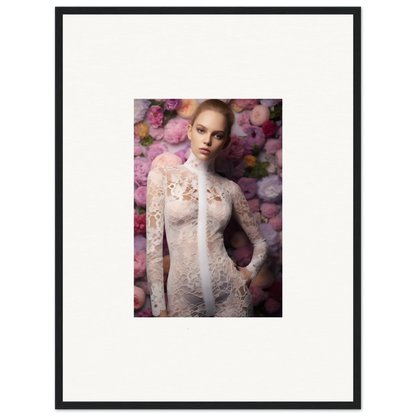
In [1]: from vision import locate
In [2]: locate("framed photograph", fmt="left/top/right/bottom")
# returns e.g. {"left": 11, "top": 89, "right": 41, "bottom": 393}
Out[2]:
{"left": 56, "top": 6, "right": 361, "bottom": 409}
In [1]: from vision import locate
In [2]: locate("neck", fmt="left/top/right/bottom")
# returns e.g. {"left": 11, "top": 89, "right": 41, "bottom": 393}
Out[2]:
{"left": 184, "top": 148, "right": 216, "bottom": 174}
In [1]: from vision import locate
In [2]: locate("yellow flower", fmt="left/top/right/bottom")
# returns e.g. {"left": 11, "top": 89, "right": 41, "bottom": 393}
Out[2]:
{"left": 244, "top": 155, "right": 257, "bottom": 168}
{"left": 230, "top": 100, "right": 244, "bottom": 113}
{"left": 134, "top": 121, "right": 149, "bottom": 139}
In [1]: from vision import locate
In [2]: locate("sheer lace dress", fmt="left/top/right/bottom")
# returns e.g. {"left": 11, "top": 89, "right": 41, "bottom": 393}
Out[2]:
{"left": 146, "top": 148, "right": 269, "bottom": 317}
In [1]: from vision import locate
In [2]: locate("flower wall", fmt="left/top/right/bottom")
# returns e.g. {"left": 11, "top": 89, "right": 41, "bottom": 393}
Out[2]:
{"left": 134, "top": 99, "right": 282, "bottom": 317}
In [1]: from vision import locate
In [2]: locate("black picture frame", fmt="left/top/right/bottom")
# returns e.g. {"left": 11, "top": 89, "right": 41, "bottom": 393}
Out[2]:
{"left": 56, "top": 6, "right": 361, "bottom": 409}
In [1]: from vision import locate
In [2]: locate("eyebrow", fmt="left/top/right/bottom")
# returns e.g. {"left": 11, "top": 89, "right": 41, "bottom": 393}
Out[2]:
{"left": 196, "top": 124, "right": 224, "bottom": 134}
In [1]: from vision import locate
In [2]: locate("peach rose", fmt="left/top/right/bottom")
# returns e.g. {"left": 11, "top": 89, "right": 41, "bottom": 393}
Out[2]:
{"left": 250, "top": 105, "right": 270, "bottom": 126}
{"left": 151, "top": 152, "right": 183, "bottom": 169}
{"left": 176, "top": 99, "right": 199, "bottom": 119}
{"left": 134, "top": 286, "right": 146, "bottom": 309}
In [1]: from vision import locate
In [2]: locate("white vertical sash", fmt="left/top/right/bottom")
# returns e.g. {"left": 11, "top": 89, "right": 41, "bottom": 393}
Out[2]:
{"left": 197, "top": 171, "right": 216, "bottom": 316}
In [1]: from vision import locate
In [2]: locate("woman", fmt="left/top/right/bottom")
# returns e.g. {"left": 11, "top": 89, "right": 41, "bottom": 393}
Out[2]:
{"left": 146, "top": 99, "right": 269, "bottom": 317}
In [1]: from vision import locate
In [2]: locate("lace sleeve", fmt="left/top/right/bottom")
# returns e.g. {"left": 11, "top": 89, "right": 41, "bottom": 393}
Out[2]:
{"left": 231, "top": 182, "right": 269, "bottom": 281}
{"left": 146, "top": 166, "right": 167, "bottom": 316}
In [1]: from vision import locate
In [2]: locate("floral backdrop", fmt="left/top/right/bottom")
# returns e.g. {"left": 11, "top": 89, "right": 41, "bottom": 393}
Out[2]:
{"left": 134, "top": 99, "right": 282, "bottom": 317}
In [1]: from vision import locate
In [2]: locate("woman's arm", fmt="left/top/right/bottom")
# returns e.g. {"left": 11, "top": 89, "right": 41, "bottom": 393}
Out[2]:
{"left": 231, "top": 181, "right": 269, "bottom": 281}
{"left": 146, "top": 166, "right": 168, "bottom": 317}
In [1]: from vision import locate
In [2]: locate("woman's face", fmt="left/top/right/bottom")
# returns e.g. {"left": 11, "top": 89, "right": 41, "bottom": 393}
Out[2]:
{"left": 187, "top": 110, "right": 230, "bottom": 161}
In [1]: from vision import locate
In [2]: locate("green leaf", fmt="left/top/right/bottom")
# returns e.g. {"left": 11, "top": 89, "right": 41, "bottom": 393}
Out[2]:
{"left": 139, "top": 208, "right": 146, "bottom": 215}
{"left": 252, "top": 143, "right": 260, "bottom": 157}
{"left": 249, "top": 161, "right": 270, "bottom": 180}
{"left": 150, "top": 99, "right": 164, "bottom": 107}
{"left": 140, "top": 136, "right": 155, "bottom": 147}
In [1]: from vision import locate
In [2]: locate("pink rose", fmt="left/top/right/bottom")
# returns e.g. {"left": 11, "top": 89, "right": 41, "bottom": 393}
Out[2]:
{"left": 149, "top": 125, "right": 165, "bottom": 141}
{"left": 260, "top": 202, "right": 279, "bottom": 219}
{"left": 134, "top": 186, "right": 147, "bottom": 207}
{"left": 163, "top": 117, "right": 189, "bottom": 144}
{"left": 134, "top": 249, "right": 146, "bottom": 279}
{"left": 134, "top": 146, "right": 143, "bottom": 156}
{"left": 242, "top": 123, "right": 252, "bottom": 133}
{"left": 151, "top": 152, "right": 183, "bottom": 169}
{"left": 237, "top": 111, "right": 251, "bottom": 126}
{"left": 250, "top": 105, "right": 270, "bottom": 126}
{"left": 146, "top": 105, "right": 165, "bottom": 128}
{"left": 145, "top": 142, "right": 169, "bottom": 161}
{"left": 247, "top": 198, "right": 260, "bottom": 213}
{"left": 268, "top": 215, "right": 282, "bottom": 232}
{"left": 134, "top": 214, "right": 146, "bottom": 235}
{"left": 249, "top": 284, "right": 268, "bottom": 306}
{"left": 264, "top": 139, "right": 281, "bottom": 154}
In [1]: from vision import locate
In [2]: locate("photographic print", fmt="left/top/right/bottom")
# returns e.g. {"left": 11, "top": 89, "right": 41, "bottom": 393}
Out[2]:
{"left": 134, "top": 99, "right": 283, "bottom": 318}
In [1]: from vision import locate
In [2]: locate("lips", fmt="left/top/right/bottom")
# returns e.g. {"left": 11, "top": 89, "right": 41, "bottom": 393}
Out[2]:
{"left": 200, "top": 148, "right": 210, "bottom": 154}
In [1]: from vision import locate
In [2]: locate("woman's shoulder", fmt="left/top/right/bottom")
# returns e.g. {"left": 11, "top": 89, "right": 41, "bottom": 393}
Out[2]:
{"left": 214, "top": 175, "right": 239, "bottom": 194}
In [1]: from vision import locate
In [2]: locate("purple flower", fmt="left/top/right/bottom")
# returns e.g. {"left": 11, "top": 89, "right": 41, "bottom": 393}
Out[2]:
{"left": 259, "top": 223, "right": 280, "bottom": 255}
{"left": 134, "top": 99, "right": 151, "bottom": 124}
{"left": 257, "top": 174, "right": 282, "bottom": 203}
{"left": 233, "top": 160, "right": 248, "bottom": 179}
{"left": 237, "top": 177, "right": 258, "bottom": 199}
{"left": 260, "top": 99, "right": 279, "bottom": 107}
{"left": 164, "top": 99, "right": 182, "bottom": 111}
{"left": 134, "top": 157, "right": 152, "bottom": 187}
{"left": 134, "top": 235, "right": 146, "bottom": 251}
{"left": 137, "top": 308, "right": 152, "bottom": 317}
{"left": 244, "top": 126, "right": 265, "bottom": 151}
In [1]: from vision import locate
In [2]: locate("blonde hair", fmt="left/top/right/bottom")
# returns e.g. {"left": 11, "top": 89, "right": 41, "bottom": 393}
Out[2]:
{"left": 190, "top": 99, "right": 235, "bottom": 141}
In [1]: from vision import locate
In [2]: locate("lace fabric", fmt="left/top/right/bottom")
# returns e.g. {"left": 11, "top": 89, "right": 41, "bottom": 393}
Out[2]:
{"left": 146, "top": 149, "right": 269, "bottom": 317}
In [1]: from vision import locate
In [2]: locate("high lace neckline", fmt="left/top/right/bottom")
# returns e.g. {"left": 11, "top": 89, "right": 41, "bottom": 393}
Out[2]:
{"left": 184, "top": 148, "right": 216, "bottom": 174}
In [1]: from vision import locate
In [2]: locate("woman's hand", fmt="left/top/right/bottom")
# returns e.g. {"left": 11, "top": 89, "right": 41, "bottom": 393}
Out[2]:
{"left": 233, "top": 263, "right": 252, "bottom": 288}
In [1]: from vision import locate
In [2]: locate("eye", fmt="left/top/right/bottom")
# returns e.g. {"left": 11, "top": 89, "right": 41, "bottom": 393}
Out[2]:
{"left": 197, "top": 128, "right": 204, "bottom": 133}
{"left": 215, "top": 134, "right": 223, "bottom": 139}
